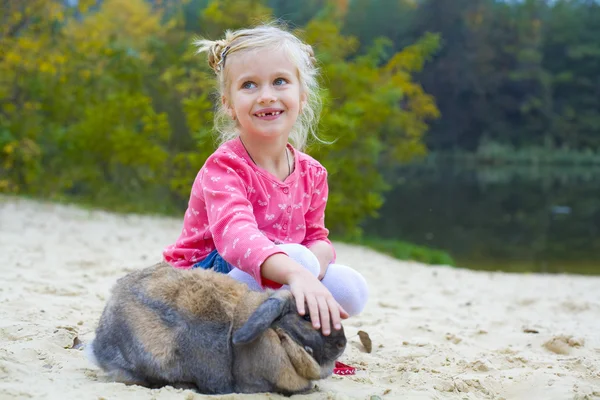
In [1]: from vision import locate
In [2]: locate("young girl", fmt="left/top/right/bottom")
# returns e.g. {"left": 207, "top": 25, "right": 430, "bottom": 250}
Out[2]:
{"left": 163, "top": 24, "right": 368, "bottom": 336}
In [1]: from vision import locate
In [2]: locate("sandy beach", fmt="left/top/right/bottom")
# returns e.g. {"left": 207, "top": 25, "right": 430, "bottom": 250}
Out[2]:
{"left": 1, "top": 196, "right": 599, "bottom": 400}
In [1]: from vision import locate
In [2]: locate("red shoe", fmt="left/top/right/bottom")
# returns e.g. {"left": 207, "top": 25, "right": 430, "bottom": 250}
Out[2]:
{"left": 333, "top": 361, "right": 356, "bottom": 375}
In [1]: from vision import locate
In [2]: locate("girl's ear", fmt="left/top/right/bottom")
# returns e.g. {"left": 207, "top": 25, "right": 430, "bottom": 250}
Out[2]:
{"left": 300, "top": 92, "right": 308, "bottom": 113}
{"left": 222, "top": 95, "right": 236, "bottom": 120}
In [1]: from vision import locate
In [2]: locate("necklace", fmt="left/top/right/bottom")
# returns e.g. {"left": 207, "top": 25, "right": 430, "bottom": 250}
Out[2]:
{"left": 239, "top": 137, "right": 291, "bottom": 178}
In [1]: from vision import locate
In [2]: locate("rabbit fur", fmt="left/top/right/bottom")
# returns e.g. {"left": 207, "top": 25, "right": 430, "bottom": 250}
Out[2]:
{"left": 87, "top": 261, "right": 347, "bottom": 395}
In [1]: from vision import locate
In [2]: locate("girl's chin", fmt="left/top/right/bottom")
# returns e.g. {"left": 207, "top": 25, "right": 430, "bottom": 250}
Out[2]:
{"left": 244, "top": 128, "right": 291, "bottom": 139}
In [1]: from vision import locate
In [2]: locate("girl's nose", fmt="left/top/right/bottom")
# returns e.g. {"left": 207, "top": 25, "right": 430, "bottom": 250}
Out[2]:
{"left": 257, "top": 87, "right": 276, "bottom": 104}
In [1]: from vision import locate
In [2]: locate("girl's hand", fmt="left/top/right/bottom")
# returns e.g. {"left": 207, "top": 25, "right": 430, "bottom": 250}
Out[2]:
{"left": 287, "top": 269, "right": 349, "bottom": 335}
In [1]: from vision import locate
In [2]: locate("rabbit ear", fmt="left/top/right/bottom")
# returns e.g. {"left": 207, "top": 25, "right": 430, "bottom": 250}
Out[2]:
{"left": 233, "top": 295, "right": 288, "bottom": 345}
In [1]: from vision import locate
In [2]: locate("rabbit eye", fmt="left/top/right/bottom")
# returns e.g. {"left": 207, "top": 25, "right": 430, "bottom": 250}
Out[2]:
{"left": 302, "top": 314, "right": 311, "bottom": 322}
{"left": 304, "top": 345, "right": 314, "bottom": 357}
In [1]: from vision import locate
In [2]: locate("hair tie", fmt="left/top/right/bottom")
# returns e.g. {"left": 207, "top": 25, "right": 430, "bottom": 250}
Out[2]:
{"left": 216, "top": 45, "right": 230, "bottom": 72}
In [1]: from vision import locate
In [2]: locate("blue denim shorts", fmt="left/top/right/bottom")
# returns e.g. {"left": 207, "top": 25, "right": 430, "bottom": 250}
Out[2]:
{"left": 192, "top": 249, "right": 233, "bottom": 274}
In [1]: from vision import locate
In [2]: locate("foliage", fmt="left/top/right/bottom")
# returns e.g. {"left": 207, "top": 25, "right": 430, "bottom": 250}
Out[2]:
{"left": 301, "top": 15, "right": 439, "bottom": 236}
{"left": 0, "top": 0, "right": 439, "bottom": 239}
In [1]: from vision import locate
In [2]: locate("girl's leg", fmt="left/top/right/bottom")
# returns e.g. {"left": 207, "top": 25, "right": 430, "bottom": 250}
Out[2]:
{"left": 320, "top": 263, "right": 369, "bottom": 317}
{"left": 226, "top": 268, "right": 262, "bottom": 291}
{"left": 228, "top": 244, "right": 369, "bottom": 316}
{"left": 227, "top": 243, "right": 320, "bottom": 291}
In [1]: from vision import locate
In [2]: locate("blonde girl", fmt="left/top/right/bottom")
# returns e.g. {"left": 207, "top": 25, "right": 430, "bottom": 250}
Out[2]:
{"left": 163, "top": 24, "right": 368, "bottom": 335}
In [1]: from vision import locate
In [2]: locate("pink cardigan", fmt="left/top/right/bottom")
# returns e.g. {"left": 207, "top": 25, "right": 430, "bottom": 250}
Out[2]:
{"left": 163, "top": 138, "right": 334, "bottom": 288}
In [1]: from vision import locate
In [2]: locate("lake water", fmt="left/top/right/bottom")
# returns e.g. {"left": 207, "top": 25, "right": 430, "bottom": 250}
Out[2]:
{"left": 361, "top": 163, "right": 600, "bottom": 275}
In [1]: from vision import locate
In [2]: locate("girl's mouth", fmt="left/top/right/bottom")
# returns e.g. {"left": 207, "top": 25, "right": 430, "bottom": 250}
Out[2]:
{"left": 254, "top": 110, "right": 283, "bottom": 118}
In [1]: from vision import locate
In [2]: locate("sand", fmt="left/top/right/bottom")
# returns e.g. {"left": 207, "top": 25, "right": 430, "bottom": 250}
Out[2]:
{"left": 1, "top": 196, "right": 600, "bottom": 400}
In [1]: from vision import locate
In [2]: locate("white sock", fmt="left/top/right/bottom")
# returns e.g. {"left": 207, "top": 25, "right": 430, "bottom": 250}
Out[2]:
{"left": 227, "top": 244, "right": 369, "bottom": 316}
{"left": 227, "top": 243, "right": 319, "bottom": 291}
{"left": 321, "top": 263, "right": 369, "bottom": 316}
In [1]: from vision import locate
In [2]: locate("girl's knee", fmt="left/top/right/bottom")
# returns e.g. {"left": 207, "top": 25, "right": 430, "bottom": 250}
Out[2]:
{"left": 321, "top": 264, "right": 369, "bottom": 317}
{"left": 277, "top": 243, "right": 320, "bottom": 278}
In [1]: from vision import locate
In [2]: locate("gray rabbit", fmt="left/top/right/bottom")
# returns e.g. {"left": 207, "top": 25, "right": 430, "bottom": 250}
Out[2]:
{"left": 86, "top": 262, "right": 347, "bottom": 395}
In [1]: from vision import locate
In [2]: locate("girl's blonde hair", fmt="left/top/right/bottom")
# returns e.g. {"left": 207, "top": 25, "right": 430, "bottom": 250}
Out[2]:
{"left": 194, "top": 24, "right": 322, "bottom": 151}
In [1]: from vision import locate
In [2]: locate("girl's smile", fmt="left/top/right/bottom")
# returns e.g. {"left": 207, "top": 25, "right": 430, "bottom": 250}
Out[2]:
{"left": 254, "top": 108, "right": 284, "bottom": 120}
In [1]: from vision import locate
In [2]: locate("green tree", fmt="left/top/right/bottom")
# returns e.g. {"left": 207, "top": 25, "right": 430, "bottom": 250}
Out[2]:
{"left": 544, "top": 0, "right": 600, "bottom": 149}
{"left": 302, "top": 16, "right": 439, "bottom": 235}
{"left": 343, "top": 0, "right": 416, "bottom": 54}
{"left": 1, "top": 0, "right": 439, "bottom": 235}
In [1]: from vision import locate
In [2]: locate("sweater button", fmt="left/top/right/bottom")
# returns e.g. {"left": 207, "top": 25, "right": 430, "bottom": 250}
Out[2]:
{"left": 282, "top": 223, "right": 288, "bottom": 231}
{"left": 286, "top": 206, "right": 291, "bottom": 213}
{"left": 282, "top": 187, "right": 289, "bottom": 194}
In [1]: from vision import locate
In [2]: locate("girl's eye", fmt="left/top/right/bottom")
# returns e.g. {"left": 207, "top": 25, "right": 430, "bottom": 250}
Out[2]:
{"left": 241, "top": 81, "right": 256, "bottom": 89}
{"left": 274, "top": 78, "right": 287, "bottom": 86}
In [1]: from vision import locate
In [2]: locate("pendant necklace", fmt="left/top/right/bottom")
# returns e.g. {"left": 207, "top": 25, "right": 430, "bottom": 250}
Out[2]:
{"left": 239, "top": 137, "right": 291, "bottom": 178}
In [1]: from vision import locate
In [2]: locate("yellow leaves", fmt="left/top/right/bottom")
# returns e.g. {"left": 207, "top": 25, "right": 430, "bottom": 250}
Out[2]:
{"left": 15, "top": 37, "right": 41, "bottom": 52}
{"left": 11, "top": 12, "right": 23, "bottom": 24}
{"left": 39, "top": 62, "right": 56, "bottom": 74}
{"left": 53, "top": 10, "right": 65, "bottom": 22}
{"left": 200, "top": 0, "right": 273, "bottom": 36}
{"left": 1, "top": 139, "right": 41, "bottom": 172}
{"left": 64, "top": 0, "right": 164, "bottom": 58}
{"left": 23, "top": 102, "right": 40, "bottom": 112}
{"left": 54, "top": 55, "right": 67, "bottom": 65}
{"left": 303, "top": 20, "right": 359, "bottom": 61}
{"left": 3, "top": 35, "right": 67, "bottom": 77}
{"left": 3, "top": 142, "right": 16, "bottom": 157}
{"left": 182, "top": 95, "right": 214, "bottom": 134}
{"left": 78, "top": 0, "right": 97, "bottom": 14}
{"left": 3, "top": 51, "right": 21, "bottom": 65}
{"left": 385, "top": 32, "right": 440, "bottom": 74}
{"left": 0, "top": 179, "right": 14, "bottom": 193}
{"left": 3, "top": 103, "right": 16, "bottom": 115}
{"left": 164, "top": 17, "right": 180, "bottom": 31}
{"left": 141, "top": 112, "right": 171, "bottom": 142}
{"left": 103, "top": 0, "right": 162, "bottom": 38}
{"left": 18, "top": 139, "right": 41, "bottom": 160}
{"left": 79, "top": 70, "right": 92, "bottom": 80}
{"left": 401, "top": 0, "right": 418, "bottom": 9}
{"left": 1, "top": 1, "right": 43, "bottom": 38}
{"left": 0, "top": 0, "right": 440, "bottom": 232}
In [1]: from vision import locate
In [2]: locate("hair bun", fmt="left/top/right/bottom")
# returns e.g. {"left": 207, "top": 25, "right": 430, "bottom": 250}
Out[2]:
{"left": 208, "top": 39, "right": 230, "bottom": 73}
{"left": 303, "top": 44, "right": 317, "bottom": 66}
{"left": 194, "top": 37, "right": 230, "bottom": 74}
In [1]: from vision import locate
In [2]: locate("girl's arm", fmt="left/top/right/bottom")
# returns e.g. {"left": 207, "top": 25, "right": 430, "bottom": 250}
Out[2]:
{"left": 265, "top": 165, "right": 345, "bottom": 335}
{"left": 307, "top": 240, "right": 334, "bottom": 280}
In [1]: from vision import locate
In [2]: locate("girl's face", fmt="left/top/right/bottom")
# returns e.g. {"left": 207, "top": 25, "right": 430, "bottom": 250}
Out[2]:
{"left": 223, "top": 47, "right": 306, "bottom": 142}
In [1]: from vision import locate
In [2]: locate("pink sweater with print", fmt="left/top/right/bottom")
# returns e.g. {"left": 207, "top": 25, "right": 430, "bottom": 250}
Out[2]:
{"left": 163, "top": 138, "right": 334, "bottom": 288}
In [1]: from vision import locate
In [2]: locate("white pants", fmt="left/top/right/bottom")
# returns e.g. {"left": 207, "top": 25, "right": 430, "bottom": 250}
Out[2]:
{"left": 227, "top": 243, "right": 369, "bottom": 316}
